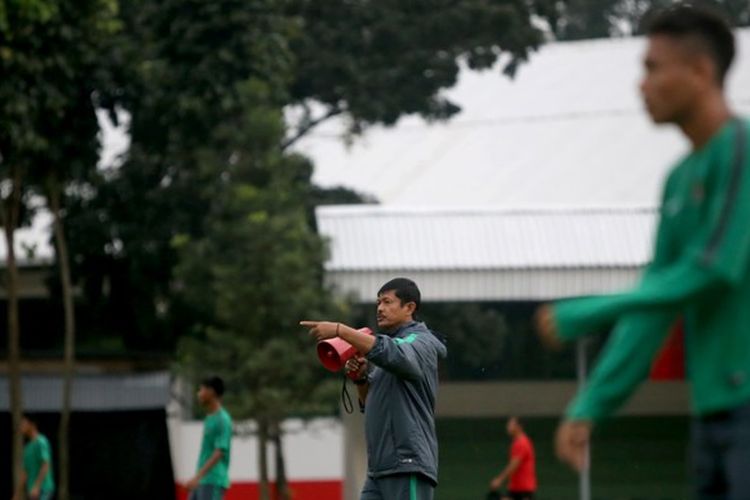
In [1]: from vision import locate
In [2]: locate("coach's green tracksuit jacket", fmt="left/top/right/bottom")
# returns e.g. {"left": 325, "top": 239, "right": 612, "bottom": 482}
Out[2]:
{"left": 364, "top": 321, "right": 448, "bottom": 484}
{"left": 553, "top": 117, "right": 750, "bottom": 420}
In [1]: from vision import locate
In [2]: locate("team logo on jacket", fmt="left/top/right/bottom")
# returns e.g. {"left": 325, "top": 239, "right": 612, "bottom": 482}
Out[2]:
{"left": 691, "top": 182, "right": 705, "bottom": 203}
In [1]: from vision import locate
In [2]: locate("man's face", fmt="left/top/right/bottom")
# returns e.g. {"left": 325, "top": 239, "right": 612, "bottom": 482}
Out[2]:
{"left": 640, "top": 35, "right": 707, "bottom": 124}
{"left": 197, "top": 385, "right": 213, "bottom": 406}
{"left": 20, "top": 418, "right": 32, "bottom": 437}
{"left": 376, "top": 290, "right": 414, "bottom": 330}
{"left": 506, "top": 418, "right": 517, "bottom": 436}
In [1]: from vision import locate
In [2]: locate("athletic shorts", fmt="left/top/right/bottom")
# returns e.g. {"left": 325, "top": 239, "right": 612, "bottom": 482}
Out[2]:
{"left": 507, "top": 490, "right": 535, "bottom": 500}
{"left": 29, "top": 492, "right": 53, "bottom": 500}
{"left": 188, "top": 484, "right": 226, "bottom": 500}
{"left": 360, "top": 473, "right": 435, "bottom": 500}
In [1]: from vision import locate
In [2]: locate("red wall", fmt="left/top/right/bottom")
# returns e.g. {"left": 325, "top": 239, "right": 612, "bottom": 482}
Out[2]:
{"left": 176, "top": 481, "right": 342, "bottom": 500}
{"left": 650, "top": 321, "right": 685, "bottom": 381}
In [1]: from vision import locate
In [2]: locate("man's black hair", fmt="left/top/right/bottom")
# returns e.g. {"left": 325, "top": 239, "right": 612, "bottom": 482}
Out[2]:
{"left": 22, "top": 413, "right": 40, "bottom": 427}
{"left": 644, "top": 3, "right": 735, "bottom": 85}
{"left": 378, "top": 277, "right": 421, "bottom": 312}
{"left": 200, "top": 376, "right": 225, "bottom": 397}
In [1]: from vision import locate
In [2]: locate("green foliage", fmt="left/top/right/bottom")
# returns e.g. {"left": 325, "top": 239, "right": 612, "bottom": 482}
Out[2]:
{"left": 0, "top": 0, "right": 119, "bottom": 173}
{"left": 62, "top": 0, "right": 298, "bottom": 350}
{"left": 535, "top": 0, "right": 750, "bottom": 41}
{"left": 61, "top": 0, "right": 543, "bottom": 353}
{"left": 171, "top": 82, "right": 342, "bottom": 419}
{"left": 419, "top": 303, "right": 510, "bottom": 376}
{"left": 285, "top": 0, "right": 543, "bottom": 139}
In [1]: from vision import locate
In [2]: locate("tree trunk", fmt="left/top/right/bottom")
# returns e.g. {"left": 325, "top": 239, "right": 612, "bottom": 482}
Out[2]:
{"left": 2, "top": 165, "right": 24, "bottom": 495}
{"left": 49, "top": 181, "right": 76, "bottom": 500}
{"left": 272, "top": 419, "right": 290, "bottom": 500}
{"left": 258, "top": 418, "right": 271, "bottom": 500}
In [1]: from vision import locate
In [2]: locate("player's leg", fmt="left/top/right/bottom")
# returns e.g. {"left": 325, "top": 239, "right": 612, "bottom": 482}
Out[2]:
{"left": 189, "top": 484, "right": 224, "bottom": 500}
{"left": 726, "top": 402, "right": 750, "bottom": 500}
{"left": 508, "top": 491, "right": 535, "bottom": 500}
{"left": 211, "top": 486, "right": 226, "bottom": 500}
{"left": 692, "top": 416, "right": 728, "bottom": 499}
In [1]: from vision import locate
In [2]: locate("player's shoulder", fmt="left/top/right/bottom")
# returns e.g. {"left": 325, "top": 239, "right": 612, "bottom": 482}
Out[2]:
{"left": 219, "top": 406, "right": 233, "bottom": 424}
{"left": 206, "top": 408, "right": 232, "bottom": 432}
{"left": 514, "top": 434, "right": 532, "bottom": 447}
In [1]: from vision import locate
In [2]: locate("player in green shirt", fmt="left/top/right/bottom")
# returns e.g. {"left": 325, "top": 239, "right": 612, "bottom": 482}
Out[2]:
{"left": 186, "top": 376, "right": 233, "bottom": 500}
{"left": 535, "top": 5, "right": 750, "bottom": 498}
{"left": 13, "top": 414, "right": 55, "bottom": 500}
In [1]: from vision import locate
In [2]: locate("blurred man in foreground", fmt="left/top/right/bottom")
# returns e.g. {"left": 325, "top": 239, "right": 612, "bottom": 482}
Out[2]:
{"left": 535, "top": 5, "right": 750, "bottom": 498}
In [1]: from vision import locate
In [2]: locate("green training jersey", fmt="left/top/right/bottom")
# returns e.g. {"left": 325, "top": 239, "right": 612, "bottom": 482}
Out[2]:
{"left": 197, "top": 406, "right": 232, "bottom": 488}
{"left": 554, "top": 118, "right": 750, "bottom": 419}
{"left": 23, "top": 434, "right": 55, "bottom": 494}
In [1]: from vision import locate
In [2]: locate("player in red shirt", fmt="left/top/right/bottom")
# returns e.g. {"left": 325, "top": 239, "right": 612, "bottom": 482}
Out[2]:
{"left": 488, "top": 417, "right": 537, "bottom": 500}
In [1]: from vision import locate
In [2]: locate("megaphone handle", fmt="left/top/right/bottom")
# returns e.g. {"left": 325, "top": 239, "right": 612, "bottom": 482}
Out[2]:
{"left": 341, "top": 376, "right": 354, "bottom": 414}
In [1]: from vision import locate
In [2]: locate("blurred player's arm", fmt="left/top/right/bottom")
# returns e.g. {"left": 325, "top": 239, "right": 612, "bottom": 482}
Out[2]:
{"left": 555, "top": 310, "right": 674, "bottom": 471}
{"left": 489, "top": 457, "right": 521, "bottom": 491}
{"left": 553, "top": 138, "right": 750, "bottom": 339}
{"left": 187, "top": 449, "right": 224, "bottom": 490}
{"left": 30, "top": 460, "right": 50, "bottom": 497}
{"left": 567, "top": 310, "right": 675, "bottom": 420}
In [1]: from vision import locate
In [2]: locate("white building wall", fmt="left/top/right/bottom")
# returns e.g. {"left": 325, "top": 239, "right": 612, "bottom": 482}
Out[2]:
{"left": 169, "top": 417, "right": 344, "bottom": 483}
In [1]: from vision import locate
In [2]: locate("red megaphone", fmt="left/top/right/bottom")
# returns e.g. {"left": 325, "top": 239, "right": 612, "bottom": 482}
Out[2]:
{"left": 317, "top": 328, "right": 373, "bottom": 379}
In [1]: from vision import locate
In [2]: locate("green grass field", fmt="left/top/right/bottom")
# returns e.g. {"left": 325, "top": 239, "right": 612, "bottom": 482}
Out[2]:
{"left": 436, "top": 416, "right": 691, "bottom": 500}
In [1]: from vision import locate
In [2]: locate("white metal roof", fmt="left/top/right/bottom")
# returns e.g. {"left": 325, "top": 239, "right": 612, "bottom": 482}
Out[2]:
{"left": 317, "top": 205, "right": 657, "bottom": 300}
{"left": 295, "top": 29, "right": 750, "bottom": 208}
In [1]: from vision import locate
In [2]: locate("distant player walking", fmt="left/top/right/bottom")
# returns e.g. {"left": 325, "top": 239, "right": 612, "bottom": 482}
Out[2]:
{"left": 488, "top": 417, "right": 537, "bottom": 500}
{"left": 13, "top": 414, "right": 55, "bottom": 500}
{"left": 186, "top": 376, "right": 232, "bottom": 500}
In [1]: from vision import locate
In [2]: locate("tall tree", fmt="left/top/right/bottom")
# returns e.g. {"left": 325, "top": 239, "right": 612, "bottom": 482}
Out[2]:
{"left": 2, "top": 1, "right": 120, "bottom": 497}
{"left": 0, "top": 165, "right": 24, "bottom": 493}
{"left": 63, "top": 0, "right": 297, "bottom": 352}
{"left": 30, "top": 2, "right": 119, "bottom": 495}
{"left": 55, "top": 1, "right": 542, "bottom": 490}
{"left": 1, "top": 0, "right": 58, "bottom": 489}
{"left": 62, "top": 0, "right": 543, "bottom": 356}
{"left": 173, "top": 80, "right": 341, "bottom": 497}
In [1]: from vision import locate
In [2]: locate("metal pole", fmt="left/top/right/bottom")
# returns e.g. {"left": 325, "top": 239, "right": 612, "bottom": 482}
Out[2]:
{"left": 576, "top": 338, "right": 591, "bottom": 500}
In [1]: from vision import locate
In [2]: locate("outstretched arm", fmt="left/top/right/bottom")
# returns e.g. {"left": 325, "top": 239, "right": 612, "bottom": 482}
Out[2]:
{"left": 489, "top": 458, "right": 521, "bottom": 491}
{"left": 301, "top": 321, "right": 376, "bottom": 354}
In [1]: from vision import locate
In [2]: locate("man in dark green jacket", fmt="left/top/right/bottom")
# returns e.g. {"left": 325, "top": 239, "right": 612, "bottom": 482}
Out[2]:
{"left": 302, "top": 277, "right": 447, "bottom": 500}
{"left": 535, "top": 5, "right": 750, "bottom": 499}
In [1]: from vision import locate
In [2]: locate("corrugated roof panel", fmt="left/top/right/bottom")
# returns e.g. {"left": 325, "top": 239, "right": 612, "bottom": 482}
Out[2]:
{"left": 327, "top": 268, "right": 644, "bottom": 301}
{"left": 317, "top": 206, "right": 657, "bottom": 271}
{"left": 0, "top": 372, "right": 170, "bottom": 412}
{"left": 295, "top": 30, "right": 750, "bottom": 207}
